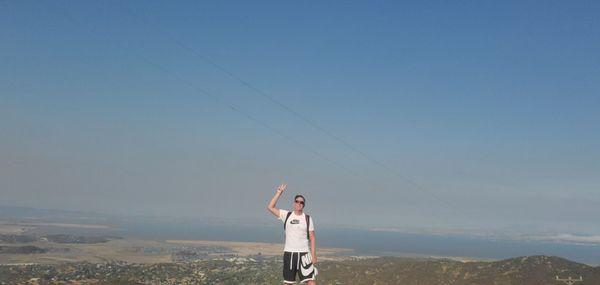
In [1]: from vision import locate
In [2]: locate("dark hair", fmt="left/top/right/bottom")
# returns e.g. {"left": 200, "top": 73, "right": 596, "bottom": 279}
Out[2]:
{"left": 294, "top": 194, "right": 306, "bottom": 206}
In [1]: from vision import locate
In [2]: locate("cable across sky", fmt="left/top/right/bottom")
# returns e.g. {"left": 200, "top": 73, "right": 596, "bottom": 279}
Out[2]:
{"left": 41, "top": 0, "right": 470, "bottom": 219}
{"left": 118, "top": 3, "right": 469, "bottom": 217}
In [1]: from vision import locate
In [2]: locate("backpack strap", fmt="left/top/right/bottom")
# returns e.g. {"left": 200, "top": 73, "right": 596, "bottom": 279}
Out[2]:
{"left": 283, "top": 211, "right": 293, "bottom": 230}
{"left": 305, "top": 214, "right": 310, "bottom": 240}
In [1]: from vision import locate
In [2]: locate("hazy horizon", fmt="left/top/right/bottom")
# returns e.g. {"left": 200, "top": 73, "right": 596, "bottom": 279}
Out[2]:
{"left": 2, "top": 1, "right": 599, "bottom": 238}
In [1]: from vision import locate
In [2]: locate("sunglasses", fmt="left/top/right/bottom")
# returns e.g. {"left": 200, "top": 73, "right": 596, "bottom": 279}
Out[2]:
{"left": 294, "top": 200, "right": 305, "bottom": 205}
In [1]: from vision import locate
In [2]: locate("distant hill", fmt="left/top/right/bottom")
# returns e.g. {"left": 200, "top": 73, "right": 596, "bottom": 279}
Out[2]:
{"left": 318, "top": 255, "right": 600, "bottom": 285}
{"left": 1, "top": 255, "right": 599, "bottom": 284}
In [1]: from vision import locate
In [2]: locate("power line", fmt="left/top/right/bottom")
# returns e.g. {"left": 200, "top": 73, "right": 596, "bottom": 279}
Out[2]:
{"left": 141, "top": 59, "right": 355, "bottom": 175}
{"left": 37, "top": 0, "right": 386, "bottom": 196}
{"left": 118, "top": 4, "right": 468, "bottom": 216}
{"left": 39, "top": 0, "right": 468, "bottom": 218}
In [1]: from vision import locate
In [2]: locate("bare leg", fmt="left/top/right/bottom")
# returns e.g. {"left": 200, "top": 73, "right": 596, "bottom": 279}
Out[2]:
{"left": 307, "top": 280, "right": 316, "bottom": 285}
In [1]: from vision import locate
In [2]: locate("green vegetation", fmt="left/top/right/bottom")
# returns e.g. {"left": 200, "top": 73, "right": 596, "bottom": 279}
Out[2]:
{"left": 1, "top": 255, "right": 598, "bottom": 285}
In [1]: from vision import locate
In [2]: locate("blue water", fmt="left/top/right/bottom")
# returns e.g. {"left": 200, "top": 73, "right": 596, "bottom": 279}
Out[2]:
{"left": 106, "top": 220, "right": 600, "bottom": 266}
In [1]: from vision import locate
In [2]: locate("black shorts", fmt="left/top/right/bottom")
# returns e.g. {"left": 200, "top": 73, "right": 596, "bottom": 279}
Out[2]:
{"left": 283, "top": 251, "right": 315, "bottom": 283}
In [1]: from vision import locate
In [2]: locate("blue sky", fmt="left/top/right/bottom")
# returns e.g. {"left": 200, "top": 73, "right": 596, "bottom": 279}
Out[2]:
{"left": 1, "top": 0, "right": 599, "bottom": 235}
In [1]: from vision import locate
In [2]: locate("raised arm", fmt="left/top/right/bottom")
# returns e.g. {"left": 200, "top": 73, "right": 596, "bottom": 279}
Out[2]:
{"left": 267, "top": 183, "right": 287, "bottom": 217}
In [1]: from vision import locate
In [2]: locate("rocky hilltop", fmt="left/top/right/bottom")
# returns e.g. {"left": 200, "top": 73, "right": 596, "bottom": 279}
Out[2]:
{"left": 1, "top": 255, "right": 599, "bottom": 284}
{"left": 318, "top": 255, "right": 600, "bottom": 285}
